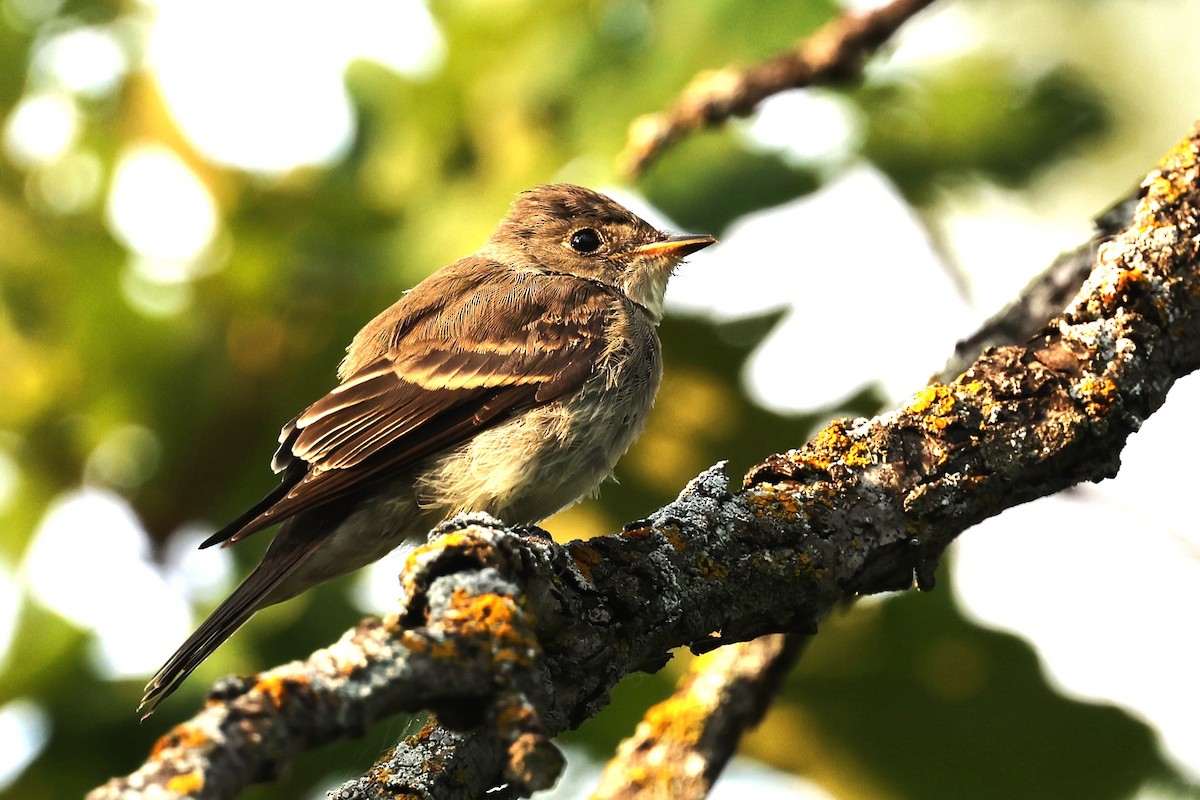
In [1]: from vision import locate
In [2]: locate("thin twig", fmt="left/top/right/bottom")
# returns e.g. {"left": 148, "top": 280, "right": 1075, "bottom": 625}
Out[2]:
{"left": 619, "top": 0, "right": 939, "bottom": 176}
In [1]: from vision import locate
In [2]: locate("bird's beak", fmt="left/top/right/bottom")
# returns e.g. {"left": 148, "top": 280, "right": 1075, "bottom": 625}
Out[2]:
{"left": 634, "top": 234, "right": 717, "bottom": 259}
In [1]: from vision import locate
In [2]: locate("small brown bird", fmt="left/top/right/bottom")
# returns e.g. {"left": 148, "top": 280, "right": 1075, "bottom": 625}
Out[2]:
{"left": 139, "top": 184, "right": 715, "bottom": 716}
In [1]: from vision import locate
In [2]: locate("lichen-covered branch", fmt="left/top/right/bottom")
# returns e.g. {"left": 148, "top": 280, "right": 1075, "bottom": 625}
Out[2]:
{"left": 591, "top": 634, "right": 805, "bottom": 800}
{"left": 91, "top": 126, "right": 1200, "bottom": 800}
{"left": 582, "top": 191, "right": 1148, "bottom": 800}
{"left": 88, "top": 547, "right": 558, "bottom": 800}
{"left": 619, "top": 0, "right": 938, "bottom": 176}
{"left": 941, "top": 193, "right": 1140, "bottom": 379}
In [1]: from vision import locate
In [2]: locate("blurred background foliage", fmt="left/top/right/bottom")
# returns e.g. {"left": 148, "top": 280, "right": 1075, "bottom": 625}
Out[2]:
{"left": 0, "top": 0, "right": 1197, "bottom": 798}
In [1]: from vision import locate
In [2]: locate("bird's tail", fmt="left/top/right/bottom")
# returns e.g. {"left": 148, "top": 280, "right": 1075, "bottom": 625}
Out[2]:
{"left": 139, "top": 528, "right": 320, "bottom": 719}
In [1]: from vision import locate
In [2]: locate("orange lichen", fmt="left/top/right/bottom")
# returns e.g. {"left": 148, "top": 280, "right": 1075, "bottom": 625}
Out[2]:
{"left": 448, "top": 589, "right": 512, "bottom": 630}
{"left": 400, "top": 629, "right": 459, "bottom": 660}
{"left": 1075, "top": 375, "right": 1118, "bottom": 416}
{"left": 661, "top": 524, "right": 688, "bottom": 552}
{"left": 958, "top": 380, "right": 986, "bottom": 397}
{"left": 800, "top": 419, "right": 873, "bottom": 470}
{"left": 165, "top": 773, "right": 205, "bottom": 794}
{"left": 908, "top": 385, "right": 945, "bottom": 414}
{"left": 569, "top": 542, "right": 602, "bottom": 580}
{"left": 908, "top": 385, "right": 960, "bottom": 432}
{"left": 1144, "top": 138, "right": 1198, "bottom": 212}
{"left": 404, "top": 591, "right": 537, "bottom": 667}
{"left": 845, "top": 440, "right": 872, "bottom": 467}
{"left": 494, "top": 700, "right": 539, "bottom": 732}
{"left": 1147, "top": 174, "right": 1183, "bottom": 209}
{"left": 405, "top": 718, "right": 441, "bottom": 745}
{"left": 641, "top": 691, "right": 710, "bottom": 745}
{"left": 617, "top": 764, "right": 659, "bottom": 793}
{"left": 1099, "top": 264, "right": 1146, "bottom": 305}
{"left": 964, "top": 381, "right": 1003, "bottom": 424}
{"left": 807, "top": 482, "right": 840, "bottom": 509}
{"left": 445, "top": 590, "right": 534, "bottom": 667}
{"left": 811, "top": 421, "right": 851, "bottom": 451}
{"left": 621, "top": 523, "right": 688, "bottom": 551}
{"left": 793, "top": 556, "right": 826, "bottom": 582}
{"left": 151, "top": 723, "right": 211, "bottom": 757}
{"left": 696, "top": 553, "right": 728, "bottom": 580}
{"left": 405, "top": 532, "right": 464, "bottom": 572}
{"left": 253, "top": 674, "right": 306, "bottom": 709}
{"left": 745, "top": 483, "right": 802, "bottom": 519}
{"left": 435, "top": 531, "right": 478, "bottom": 549}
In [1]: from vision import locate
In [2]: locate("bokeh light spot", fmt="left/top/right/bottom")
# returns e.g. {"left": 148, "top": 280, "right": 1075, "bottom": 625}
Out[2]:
{"left": 21, "top": 489, "right": 193, "bottom": 678}
{"left": 0, "top": 559, "right": 20, "bottom": 669}
{"left": 0, "top": 449, "right": 19, "bottom": 512}
{"left": 106, "top": 143, "right": 219, "bottom": 265}
{"left": 0, "top": 698, "right": 50, "bottom": 792}
{"left": 743, "top": 89, "right": 863, "bottom": 168}
{"left": 144, "top": 0, "right": 443, "bottom": 173}
{"left": 120, "top": 265, "right": 194, "bottom": 318}
{"left": 31, "top": 25, "right": 129, "bottom": 98}
{"left": 28, "top": 148, "right": 103, "bottom": 215}
{"left": 2, "top": 91, "right": 78, "bottom": 167}
{"left": 83, "top": 424, "right": 162, "bottom": 490}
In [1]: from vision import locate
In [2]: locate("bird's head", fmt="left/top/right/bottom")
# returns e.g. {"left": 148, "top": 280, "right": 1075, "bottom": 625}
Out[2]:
{"left": 486, "top": 184, "right": 716, "bottom": 322}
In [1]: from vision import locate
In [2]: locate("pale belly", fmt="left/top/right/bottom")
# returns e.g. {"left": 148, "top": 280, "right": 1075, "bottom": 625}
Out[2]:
{"left": 415, "top": 353, "right": 661, "bottom": 523}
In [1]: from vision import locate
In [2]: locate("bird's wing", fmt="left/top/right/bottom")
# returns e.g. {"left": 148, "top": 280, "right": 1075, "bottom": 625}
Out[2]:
{"left": 200, "top": 268, "right": 616, "bottom": 548}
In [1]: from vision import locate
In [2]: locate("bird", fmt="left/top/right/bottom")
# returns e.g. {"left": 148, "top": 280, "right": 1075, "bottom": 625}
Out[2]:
{"left": 139, "top": 183, "right": 716, "bottom": 717}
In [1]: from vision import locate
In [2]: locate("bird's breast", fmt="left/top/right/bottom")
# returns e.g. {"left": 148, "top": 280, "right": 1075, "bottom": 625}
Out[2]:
{"left": 415, "top": 307, "right": 662, "bottom": 524}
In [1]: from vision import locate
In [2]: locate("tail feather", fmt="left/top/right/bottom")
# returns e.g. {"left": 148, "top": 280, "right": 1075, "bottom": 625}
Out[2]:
{"left": 139, "top": 529, "right": 320, "bottom": 719}
{"left": 198, "top": 476, "right": 298, "bottom": 550}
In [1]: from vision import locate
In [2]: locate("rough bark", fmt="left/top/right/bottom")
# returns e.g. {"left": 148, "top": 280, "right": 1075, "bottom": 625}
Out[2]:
{"left": 584, "top": 191, "right": 1145, "bottom": 800}
{"left": 941, "top": 193, "right": 1141, "bottom": 380}
{"left": 90, "top": 128, "right": 1200, "bottom": 800}
{"left": 590, "top": 634, "right": 804, "bottom": 800}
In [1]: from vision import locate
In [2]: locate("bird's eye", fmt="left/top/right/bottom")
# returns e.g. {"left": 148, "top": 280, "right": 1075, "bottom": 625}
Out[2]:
{"left": 568, "top": 228, "right": 603, "bottom": 253}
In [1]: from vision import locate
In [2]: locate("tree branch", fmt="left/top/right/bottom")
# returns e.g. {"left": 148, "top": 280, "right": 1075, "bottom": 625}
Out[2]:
{"left": 591, "top": 634, "right": 805, "bottom": 800}
{"left": 941, "top": 192, "right": 1141, "bottom": 379}
{"left": 619, "top": 0, "right": 939, "bottom": 176}
{"left": 582, "top": 188, "right": 1146, "bottom": 800}
{"left": 92, "top": 124, "right": 1200, "bottom": 799}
